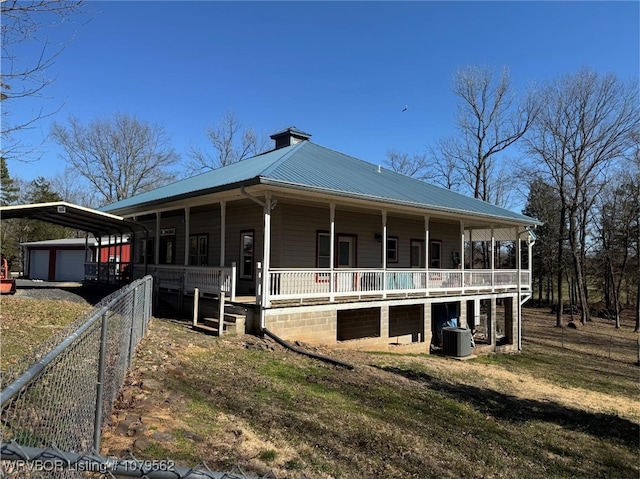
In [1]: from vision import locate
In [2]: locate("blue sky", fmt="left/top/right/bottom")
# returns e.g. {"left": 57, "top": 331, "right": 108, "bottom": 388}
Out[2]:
{"left": 5, "top": 1, "right": 639, "bottom": 197}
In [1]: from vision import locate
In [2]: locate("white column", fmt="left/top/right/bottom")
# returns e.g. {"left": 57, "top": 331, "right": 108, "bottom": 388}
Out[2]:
{"left": 460, "top": 221, "right": 465, "bottom": 293}
{"left": 220, "top": 200, "right": 226, "bottom": 267}
{"left": 330, "top": 202, "right": 335, "bottom": 301}
{"left": 261, "top": 195, "right": 272, "bottom": 308}
{"left": 528, "top": 235, "right": 534, "bottom": 291}
{"left": 382, "top": 211, "right": 387, "bottom": 269}
{"left": 424, "top": 215, "right": 430, "bottom": 296}
{"left": 515, "top": 227, "right": 522, "bottom": 291}
{"left": 515, "top": 227, "right": 522, "bottom": 350}
{"left": 184, "top": 206, "right": 190, "bottom": 266}
{"left": 382, "top": 210, "right": 387, "bottom": 298}
{"left": 515, "top": 227, "right": 521, "bottom": 288}
{"left": 491, "top": 225, "right": 495, "bottom": 292}
{"left": 468, "top": 228, "right": 472, "bottom": 269}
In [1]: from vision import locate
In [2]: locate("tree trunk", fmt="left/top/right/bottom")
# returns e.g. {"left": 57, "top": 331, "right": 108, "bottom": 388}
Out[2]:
{"left": 555, "top": 204, "right": 566, "bottom": 327}
{"left": 635, "top": 275, "right": 639, "bottom": 333}
{"left": 537, "top": 274, "right": 543, "bottom": 305}
{"left": 568, "top": 210, "right": 589, "bottom": 324}
{"left": 609, "top": 261, "right": 621, "bottom": 329}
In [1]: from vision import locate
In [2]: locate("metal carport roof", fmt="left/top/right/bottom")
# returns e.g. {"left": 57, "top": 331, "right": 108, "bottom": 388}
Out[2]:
{"left": 0, "top": 202, "right": 147, "bottom": 236}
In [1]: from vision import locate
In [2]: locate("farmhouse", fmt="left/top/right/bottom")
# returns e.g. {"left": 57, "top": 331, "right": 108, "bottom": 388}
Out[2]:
{"left": 101, "top": 127, "right": 540, "bottom": 354}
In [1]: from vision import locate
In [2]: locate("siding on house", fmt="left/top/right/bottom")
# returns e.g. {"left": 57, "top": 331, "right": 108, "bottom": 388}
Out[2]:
{"left": 131, "top": 199, "right": 471, "bottom": 273}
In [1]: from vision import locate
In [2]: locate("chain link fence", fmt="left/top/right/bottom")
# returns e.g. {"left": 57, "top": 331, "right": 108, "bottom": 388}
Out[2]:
{"left": 0, "top": 277, "right": 289, "bottom": 479}
{"left": 1, "top": 277, "right": 153, "bottom": 476}
{"left": 523, "top": 319, "right": 640, "bottom": 364}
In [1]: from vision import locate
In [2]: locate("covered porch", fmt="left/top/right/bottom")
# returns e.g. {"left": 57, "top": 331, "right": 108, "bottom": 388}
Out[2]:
{"left": 123, "top": 191, "right": 535, "bottom": 310}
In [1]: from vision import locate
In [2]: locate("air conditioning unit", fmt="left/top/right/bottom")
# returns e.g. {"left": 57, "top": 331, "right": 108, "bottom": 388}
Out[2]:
{"left": 442, "top": 327, "right": 472, "bottom": 357}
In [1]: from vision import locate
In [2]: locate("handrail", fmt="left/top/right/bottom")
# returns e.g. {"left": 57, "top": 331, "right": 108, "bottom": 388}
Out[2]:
{"left": 267, "top": 268, "right": 528, "bottom": 302}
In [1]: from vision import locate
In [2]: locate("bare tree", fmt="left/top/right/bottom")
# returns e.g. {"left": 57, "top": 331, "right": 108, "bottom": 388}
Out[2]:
{"left": 525, "top": 68, "right": 639, "bottom": 326}
{"left": 594, "top": 170, "right": 637, "bottom": 328}
{"left": 50, "top": 112, "right": 179, "bottom": 205}
{"left": 626, "top": 131, "right": 640, "bottom": 332}
{"left": 384, "top": 150, "right": 433, "bottom": 181}
{"left": 50, "top": 167, "right": 98, "bottom": 207}
{"left": 435, "top": 65, "right": 538, "bottom": 202}
{"left": 1, "top": 0, "right": 87, "bottom": 159}
{"left": 186, "top": 111, "right": 269, "bottom": 175}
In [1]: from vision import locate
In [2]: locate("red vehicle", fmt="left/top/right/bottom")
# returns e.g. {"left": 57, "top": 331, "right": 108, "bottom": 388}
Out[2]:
{"left": 0, "top": 255, "right": 16, "bottom": 295}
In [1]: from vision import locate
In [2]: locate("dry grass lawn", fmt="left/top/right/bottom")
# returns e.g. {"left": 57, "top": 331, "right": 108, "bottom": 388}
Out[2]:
{"left": 98, "top": 307, "right": 639, "bottom": 479}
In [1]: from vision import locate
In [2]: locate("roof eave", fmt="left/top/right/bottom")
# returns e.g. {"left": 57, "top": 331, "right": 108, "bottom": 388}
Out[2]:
{"left": 102, "top": 177, "right": 263, "bottom": 216}
{"left": 259, "top": 178, "right": 542, "bottom": 226}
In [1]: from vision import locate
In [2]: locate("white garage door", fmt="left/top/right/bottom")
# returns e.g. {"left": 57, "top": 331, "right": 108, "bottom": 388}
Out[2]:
{"left": 29, "top": 250, "right": 50, "bottom": 280}
{"left": 55, "top": 250, "right": 85, "bottom": 282}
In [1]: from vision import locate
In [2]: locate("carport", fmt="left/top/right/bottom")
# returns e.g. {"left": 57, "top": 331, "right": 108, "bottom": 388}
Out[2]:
{"left": 0, "top": 202, "right": 148, "bottom": 285}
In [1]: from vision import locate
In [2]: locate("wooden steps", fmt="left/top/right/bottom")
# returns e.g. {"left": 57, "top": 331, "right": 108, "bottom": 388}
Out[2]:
{"left": 192, "top": 311, "right": 246, "bottom": 336}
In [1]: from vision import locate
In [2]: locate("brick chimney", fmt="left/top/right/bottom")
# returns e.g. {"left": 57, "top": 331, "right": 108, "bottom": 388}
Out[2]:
{"left": 270, "top": 127, "right": 312, "bottom": 150}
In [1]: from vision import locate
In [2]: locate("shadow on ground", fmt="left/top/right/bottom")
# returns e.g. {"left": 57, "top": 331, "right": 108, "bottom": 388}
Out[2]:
{"left": 377, "top": 365, "right": 639, "bottom": 448}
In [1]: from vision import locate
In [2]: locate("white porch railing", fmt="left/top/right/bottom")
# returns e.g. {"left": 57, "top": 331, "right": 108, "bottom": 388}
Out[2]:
{"left": 268, "top": 268, "right": 530, "bottom": 302}
{"left": 132, "top": 264, "right": 236, "bottom": 301}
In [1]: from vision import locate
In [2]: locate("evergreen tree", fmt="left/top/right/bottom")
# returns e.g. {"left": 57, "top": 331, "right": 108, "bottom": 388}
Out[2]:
{"left": 0, "top": 157, "right": 19, "bottom": 206}
{"left": 523, "top": 177, "right": 564, "bottom": 307}
{"left": 25, "top": 177, "right": 75, "bottom": 241}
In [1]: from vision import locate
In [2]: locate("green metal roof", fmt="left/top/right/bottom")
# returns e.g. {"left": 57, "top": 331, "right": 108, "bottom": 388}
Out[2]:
{"left": 101, "top": 140, "right": 540, "bottom": 225}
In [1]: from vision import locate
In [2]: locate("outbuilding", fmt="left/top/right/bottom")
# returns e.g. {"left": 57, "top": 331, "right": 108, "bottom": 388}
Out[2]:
{"left": 22, "top": 238, "right": 97, "bottom": 282}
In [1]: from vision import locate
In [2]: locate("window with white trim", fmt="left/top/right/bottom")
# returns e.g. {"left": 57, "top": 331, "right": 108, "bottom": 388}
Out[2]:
{"left": 386, "top": 236, "right": 399, "bottom": 263}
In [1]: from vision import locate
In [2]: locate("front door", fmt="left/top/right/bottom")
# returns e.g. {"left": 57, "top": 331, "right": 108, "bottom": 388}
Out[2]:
{"left": 337, "top": 235, "right": 355, "bottom": 268}
{"left": 336, "top": 235, "right": 357, "bottom": 292}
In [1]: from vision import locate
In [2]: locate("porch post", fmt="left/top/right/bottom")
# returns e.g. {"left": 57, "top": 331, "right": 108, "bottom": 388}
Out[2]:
{"left": 330, "top": 202, "right": 335, "bottom": 301}
{"left": 382, "top": 210, "right": 387, "bottom": 299}
{"left": 516, "top": 227, "right": 522, "bottom": 350}
{"left": 424, "top": 215, "right": 429, "bottom": 296}
{"left": 527, "top": 233, "right": 534, "bottom": 291}
{"left": 154, "top": 211, "right": 160, "bottom": 265}
{"left": 515, "top": 227, "right": 521, "bottom": 289}
{"left": 261, "top": 195, "right": 272, "bottom": 308}
{"left": 220, "top": 200, "right": 226, "bottom": 267}
{"left": 184, "top": 206, "right": 190, "bottom": 266}
{"left": 468, "top": 228, "right": 472, "bottom": 269}
{"left": 460, "top": 221, "right": 465, "bottom": 293}
{"left": 491, "top": 225, "right": 495, "bottom": 292}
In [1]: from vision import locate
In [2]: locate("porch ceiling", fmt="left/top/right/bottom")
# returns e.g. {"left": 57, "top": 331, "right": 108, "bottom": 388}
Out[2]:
{"left": 252, "top": 185, "right": 522, "bottom": 228}
{"left": 465, "top": 227, "right": 534, "bottom": 242}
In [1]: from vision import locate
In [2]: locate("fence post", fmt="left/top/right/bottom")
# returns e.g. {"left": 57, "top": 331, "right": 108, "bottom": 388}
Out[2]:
{"left": 94, "top": 311, "right": 109, "bottom": 450}
{"left": 218, "top": 292, "right": 225, "bottom": 336}
{"left": 146, "top": 276, "right": 153, "bottom": 329}
{"left": 193, "top": 287, "right": 200, "bottom": 326}
{"left": 128, "top": 288, "right": 137, "bottom": 368}
{"left": 231, "top": 262, "right": 237, "bottom": 301}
